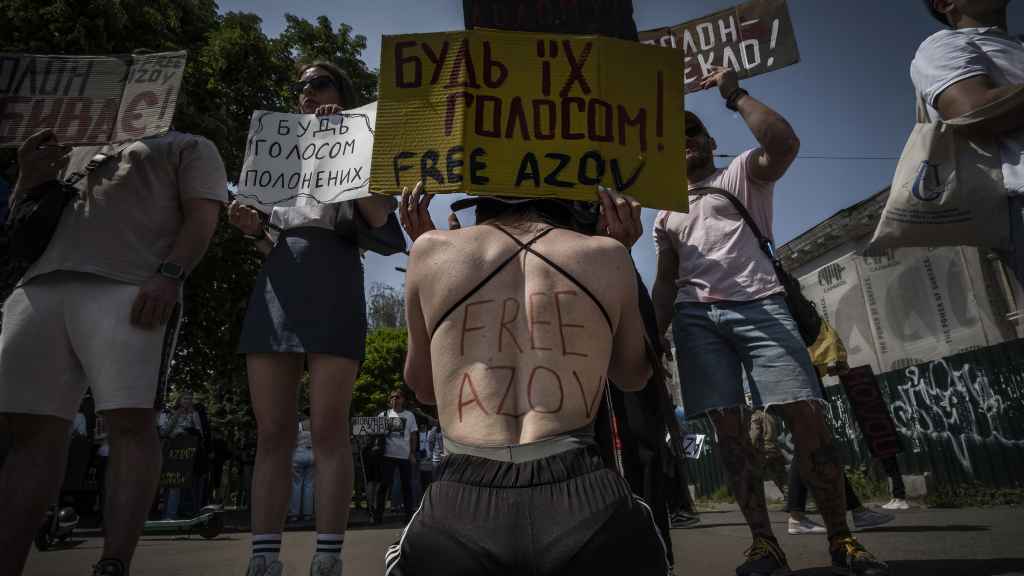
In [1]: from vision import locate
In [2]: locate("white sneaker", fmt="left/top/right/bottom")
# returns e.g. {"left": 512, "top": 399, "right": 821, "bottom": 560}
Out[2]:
{"left": 310, "top": 554, "right": 343, "bottom": 576}
{"left": 246, "top": 557, "right": 284, "bottom": 576}
{"left": 852, "top": 507, "right": 895, "bottom": 530}
{"left": 881, "top": 498, "right": 910, "bottom": 510}
{"left": 787, "top": 516, "right": 827, "bottom": 535}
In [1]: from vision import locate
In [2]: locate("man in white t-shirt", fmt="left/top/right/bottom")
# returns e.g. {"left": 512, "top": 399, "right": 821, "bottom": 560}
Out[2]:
{"left": 913, "top": 0, "right": 1024, "bottom": 281}
{"left": 651, "top": 67, "right": 888, "bottom": 576}
{"left": 0, "top": 128, "right": 227, "bottom": 576}
{"left": 376, "top": 389, "right": 418, "bottom": 523}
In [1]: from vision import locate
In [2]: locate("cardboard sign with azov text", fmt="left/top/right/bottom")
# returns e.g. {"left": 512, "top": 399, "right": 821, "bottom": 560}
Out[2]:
{"left": 640, "top": 0, "right": 799, "bottom": 93}
{"left": 371, "top": 29, "right": 687, "bottom": 212}
{"left": 0, "top": 51, "right": 186, "bottom": 146}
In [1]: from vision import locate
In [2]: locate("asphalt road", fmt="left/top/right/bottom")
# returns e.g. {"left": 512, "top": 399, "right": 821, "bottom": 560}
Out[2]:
{"left": 23, "top": 504, "right": 1024, "bottom": 576}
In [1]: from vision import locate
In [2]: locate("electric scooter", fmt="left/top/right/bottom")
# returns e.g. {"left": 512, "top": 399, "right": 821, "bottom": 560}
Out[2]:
{"left": 140, "top": 505, "right": 224, "bottom": 539}
{"left": 35, "top": 506, "right": 79, "bottom": 551}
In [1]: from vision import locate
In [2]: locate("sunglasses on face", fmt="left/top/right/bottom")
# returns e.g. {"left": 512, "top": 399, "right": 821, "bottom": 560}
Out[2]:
{"left": 685, "top": 124, "right": 705, "bottom": 138}
{"left": 291, "top": 76, "right": 336, "bottom": 95}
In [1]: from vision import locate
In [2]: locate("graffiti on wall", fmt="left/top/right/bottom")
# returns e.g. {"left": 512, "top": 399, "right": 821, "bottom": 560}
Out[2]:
{"left": 885, "top": 357, "right": 1024, "bottom": 477}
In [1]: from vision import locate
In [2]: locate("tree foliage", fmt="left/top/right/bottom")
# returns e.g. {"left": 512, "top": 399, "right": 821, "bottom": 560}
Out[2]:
{"left": 352, "top": 327, "right": 409, "bottom": 417}
{"left": 0, "top": 0, "right": 390, "bottom": 452}
{"left": 368, "top": 281, "right": 406, "bottom": 330}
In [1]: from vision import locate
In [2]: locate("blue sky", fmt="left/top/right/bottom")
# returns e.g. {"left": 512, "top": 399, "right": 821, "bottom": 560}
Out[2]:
{"left": 219, "top": 0, "right": 1023, "bottom": 292}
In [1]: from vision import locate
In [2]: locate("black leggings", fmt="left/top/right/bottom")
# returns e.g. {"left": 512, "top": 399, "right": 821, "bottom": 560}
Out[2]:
{"left": 784, "top": 456, "right": 862, "bottom": 513}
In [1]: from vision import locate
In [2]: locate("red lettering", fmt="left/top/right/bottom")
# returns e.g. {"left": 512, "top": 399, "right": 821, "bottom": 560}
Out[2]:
{"left": 86, "top": 98, "right": 118, "bottom": 142}
{"left": 445, "top": 39, "right": 480, "bottom": 89}
{"left": 457, "top": 372, "right": 489, "bottom": 423}
{"left": 420, "top": 40, "right": 450, "bottom": 85}
{"left": 395, "top": 40, "right": 422, "bottom": 88}
{"left": 56, "top": 97, "right": 92, "bottom": 141}
{"left": 528, "top": 292, "right": 553, "bottom": 351}
{"left": 460, "top": 300, "right": 493, "bottom": 356}
{"left": 553, "top": 291, "right": 588, "bottom": 358}
{"left": 527, "top": 365, "right": 564, "bottom": 414}
{"left": 573, "top": 371, "right": 603, "bottom": 418}
{"left": 120, "top": 91, "right": 159, "bottom": 136}
{"left": 491, "top": 366, "right": 525, "bottom": 418}
{"left": 499, "top": 297, "right": 523, "bottom": 353}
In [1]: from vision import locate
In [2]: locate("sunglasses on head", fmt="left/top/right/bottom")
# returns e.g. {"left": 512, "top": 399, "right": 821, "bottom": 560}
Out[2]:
{"left": 291, "top": 76, "right": 336, "bottom": 95}
{"left": 685, "top": 124, "right": 705, "bottom": 138}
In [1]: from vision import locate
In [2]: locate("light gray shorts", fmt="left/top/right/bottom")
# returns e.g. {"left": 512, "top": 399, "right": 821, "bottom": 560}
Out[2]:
{"left": 0, "top": 272, "right": 180, "bottom": 421}
{"left": 671, "top": 294, "right": 822, "bottom": 417}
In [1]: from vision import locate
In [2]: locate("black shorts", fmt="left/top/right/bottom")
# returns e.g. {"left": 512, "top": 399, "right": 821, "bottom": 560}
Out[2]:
{"left": 384, "top": 446, "right": 670, "bottom": 576}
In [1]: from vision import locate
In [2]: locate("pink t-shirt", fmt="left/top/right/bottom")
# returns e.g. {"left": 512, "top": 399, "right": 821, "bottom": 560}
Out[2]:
{"left": 653, "top": 150, "right": 783, "bottom": 304}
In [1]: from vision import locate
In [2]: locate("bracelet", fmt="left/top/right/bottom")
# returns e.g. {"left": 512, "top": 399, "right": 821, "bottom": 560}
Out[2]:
{"left": 725, "top": 88, "right": 749, "bottom": 111}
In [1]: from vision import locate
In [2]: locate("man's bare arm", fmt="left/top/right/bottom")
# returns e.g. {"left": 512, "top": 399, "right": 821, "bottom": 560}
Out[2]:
{"left": 936, "top": 77, "right": 1024, "bottom": 134}
{"left": 700, "top": 66, "right": 799, "bottom": 183}
{"left": 404, "top": 236, "right": 437, "bottom": 405}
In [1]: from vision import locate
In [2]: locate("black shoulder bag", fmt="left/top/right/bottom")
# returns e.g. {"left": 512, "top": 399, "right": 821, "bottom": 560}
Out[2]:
{"left": 5, "top": 148, "right": 123, "bottom": 271}
{"left": 691, "top": 186, "right": 823, "bottom": 346}
{"left": 334, "top": 196, "right": 406, "bottom": 256}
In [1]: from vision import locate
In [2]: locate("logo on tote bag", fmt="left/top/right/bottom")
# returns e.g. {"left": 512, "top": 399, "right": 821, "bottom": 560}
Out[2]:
{"left": 911, "top": 160, "right": 943, "bottom": 202}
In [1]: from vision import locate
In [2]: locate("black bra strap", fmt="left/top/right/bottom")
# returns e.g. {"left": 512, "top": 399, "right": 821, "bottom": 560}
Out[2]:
{"left": 429, "top": 226, "right": 556, "bottom": 337}
{"left": 489, "top": 224, "right": 614, "bottom": 332}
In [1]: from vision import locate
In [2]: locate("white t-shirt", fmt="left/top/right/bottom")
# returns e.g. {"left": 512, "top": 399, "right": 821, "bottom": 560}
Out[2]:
{"left": 911, "top": 27, "right": 1024, "bottom": 194}
{"left": 378, "top": 409, "right": 418, "bottom": 460}
{"left": 653, "top": 150, "right": 783, "bottom": 303}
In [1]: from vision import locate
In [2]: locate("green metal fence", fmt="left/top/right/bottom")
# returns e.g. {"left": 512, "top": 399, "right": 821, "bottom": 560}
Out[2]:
{"left": 684, "top": 339, "right": 1024, "bottom": 496}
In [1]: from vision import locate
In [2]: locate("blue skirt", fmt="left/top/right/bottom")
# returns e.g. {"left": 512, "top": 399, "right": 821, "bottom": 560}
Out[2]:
{"left": 238, "top": 227, "right": 366, "bottom": 360}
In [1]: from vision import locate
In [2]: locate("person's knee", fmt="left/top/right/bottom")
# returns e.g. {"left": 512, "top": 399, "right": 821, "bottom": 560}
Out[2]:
{"left": 256, "top": 416, "right": 297, "bottom": 455}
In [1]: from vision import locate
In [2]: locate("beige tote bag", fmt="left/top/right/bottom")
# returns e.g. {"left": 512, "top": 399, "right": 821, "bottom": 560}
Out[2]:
{"left": 869, "top": 89, "right": 1020, "bottom": 251}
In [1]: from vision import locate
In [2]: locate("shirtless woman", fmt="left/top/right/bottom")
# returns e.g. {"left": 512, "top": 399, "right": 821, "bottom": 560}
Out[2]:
{"left": 386, "top": 186, "right": 669, "bottom": 576}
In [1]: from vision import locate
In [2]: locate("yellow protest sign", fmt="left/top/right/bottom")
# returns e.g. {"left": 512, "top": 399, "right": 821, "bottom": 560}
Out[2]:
{"left": 371, "top": 29, "right": 687, "bottom": 212}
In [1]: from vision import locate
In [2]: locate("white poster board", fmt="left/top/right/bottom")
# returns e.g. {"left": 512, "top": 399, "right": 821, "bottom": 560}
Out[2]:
{"left": 236, "top": 101, "right": 376, "bottom": 211}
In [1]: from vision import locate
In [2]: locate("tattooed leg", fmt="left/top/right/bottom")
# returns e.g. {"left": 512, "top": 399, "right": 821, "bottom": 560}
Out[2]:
{"left": 780, "top": 401, "right": 850, "bottom": 540}
{"left": 710, "top": 408, "right": 774, "bottom": 541}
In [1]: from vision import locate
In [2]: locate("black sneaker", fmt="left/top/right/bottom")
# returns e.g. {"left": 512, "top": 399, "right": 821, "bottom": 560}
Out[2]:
{"left": 830, "top": 535, "right": 889, "bottom": 575}
{"left": 736, "top": 537, "right": 790, "bottom": 576}
{"left": 670, "top": 510, "right": 701, "bottom": 528}
{"left": 92, "top": 559, "right": 126, "bottom": 576}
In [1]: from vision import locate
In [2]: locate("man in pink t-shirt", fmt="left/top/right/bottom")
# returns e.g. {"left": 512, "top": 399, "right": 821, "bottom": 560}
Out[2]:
{"left": 651, "top": 67, "right": 888, "bottom": 576}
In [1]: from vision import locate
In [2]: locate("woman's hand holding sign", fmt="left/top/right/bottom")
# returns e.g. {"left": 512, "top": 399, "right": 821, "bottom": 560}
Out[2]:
{"left": 400, "top": 181, "right": 463, "bottom": 242}
{"left": 597, "top": 186, "right": 642, "bottom": 248}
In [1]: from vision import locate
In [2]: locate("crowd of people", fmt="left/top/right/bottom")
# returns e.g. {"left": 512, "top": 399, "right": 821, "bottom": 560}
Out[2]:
{"left": 0, "top": 0, "right": 1021, "bottom": 575}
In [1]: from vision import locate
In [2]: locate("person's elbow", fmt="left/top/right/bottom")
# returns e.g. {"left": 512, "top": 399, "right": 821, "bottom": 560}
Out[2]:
{"left": 610, "top": 356, "right": 653, "bottom": 392}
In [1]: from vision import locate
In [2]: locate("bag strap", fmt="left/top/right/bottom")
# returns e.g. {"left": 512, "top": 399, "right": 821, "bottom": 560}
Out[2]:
{"left": 690, "top": 186, "right": 776, "bottom": 261}
{"left": 63, "top": 141, "right": 133, "bottom": 187}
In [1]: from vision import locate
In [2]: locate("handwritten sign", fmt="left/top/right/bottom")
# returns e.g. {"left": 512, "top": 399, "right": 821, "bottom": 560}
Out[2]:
{"left": 683, "top": 433, "right": 707, "bottom": 460}
{"left": 235, "top": 102, "right": 376, "bottom": 210}
{"left": 371, "top": 30, "right": 687, "bottom": 212}
{"left": 351, "top": 416, "right": 405, "bottom": 436}
{"left": 160, "top": 434, "right": 198, "bottom": 488}
{"left": 640, "top": 0, "right": 799, "bottom": 94}
{"left": 0, "top": 51, "right": 186, "bottom": 146}
{"left": 841, "top": 366, "right": 902, "bottom": 459}
{"left": 464, "top": 0, "right": 640, "bottom": 40}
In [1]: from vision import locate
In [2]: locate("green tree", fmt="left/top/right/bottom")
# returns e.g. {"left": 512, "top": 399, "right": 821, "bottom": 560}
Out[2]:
{"left": 352, "top": 327, "right": 409, "bottom": 417}
{"left": 368, "top": 281, "right": 406, "bottom": 330}
{"left": 0, "top": 2, "right": 384, "bottom": 451}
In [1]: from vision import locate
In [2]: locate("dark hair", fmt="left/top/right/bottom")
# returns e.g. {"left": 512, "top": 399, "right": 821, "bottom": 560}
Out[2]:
{"left": 475, "top": 198, "right": 598, "bottom": 233}
{"left": 298, "top": 61, "right": 358, "bottom": 108}
{"left": 922, "top": 0, "right": 950, "bottom": 26}
{"left": 390, "top": 389, "right": 405, "bottom": 399}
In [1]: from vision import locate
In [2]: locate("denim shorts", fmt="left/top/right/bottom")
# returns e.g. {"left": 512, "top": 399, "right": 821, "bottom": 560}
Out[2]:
{"left": 671, "top": 294, "right": 822, "bottom": 417}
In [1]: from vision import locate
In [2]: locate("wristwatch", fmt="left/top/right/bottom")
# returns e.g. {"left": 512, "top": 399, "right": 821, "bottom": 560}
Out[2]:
{"left": 157, "top": 261, "right": 186, "bottom": 281}
{"left": 725, "top": 88, "right": 749, "bottom": 111}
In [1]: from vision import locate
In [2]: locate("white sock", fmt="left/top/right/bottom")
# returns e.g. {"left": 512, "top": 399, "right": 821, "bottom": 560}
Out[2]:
{"left": 315, "top": 533, "right": 344, "bottom": 559}
{"left": 252, "top": 533, "right": 281, "bottom": 564}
